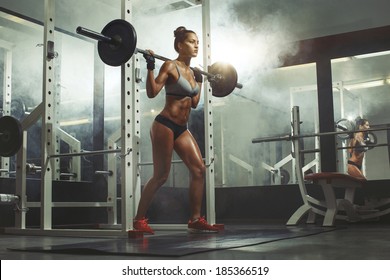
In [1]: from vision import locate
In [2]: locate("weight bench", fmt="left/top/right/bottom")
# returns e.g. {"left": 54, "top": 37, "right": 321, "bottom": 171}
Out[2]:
{"left": 286, "top": 172, "right": 390, "bottom": 226}
{"left": 253, "top": 107, "right": 390, "bottom": 227}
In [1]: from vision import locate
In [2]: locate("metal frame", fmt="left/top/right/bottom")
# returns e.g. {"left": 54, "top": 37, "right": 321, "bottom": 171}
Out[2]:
{"left": 201, "top": 0, "right": 216, "bottom": 225}
{"left": 120, "top": 0, "right": 140, "bottom": 231}
{"left": 228, "top": 154, "right": 254, "bottom": 186}
{"left": 107, "top": 129, "right": 121, "bottom": 226}
{"left": 40, "top": 0, "right": 56, "bottom": 230}
{"left": 290, "top": 84, "right": 320, "bottom": 183}
{"left": 56, "top": 128, "right": 81, "bottom": 180}
{"left": 0, "top": 45, "right": 13, "bottom": 176}
{"left": 262, "top": 154, "right": 293, "bottom": 185}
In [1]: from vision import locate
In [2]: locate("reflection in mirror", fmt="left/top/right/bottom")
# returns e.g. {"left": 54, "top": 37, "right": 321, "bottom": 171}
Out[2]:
{"left": 216, "top": 63, "right": 317, "bottom": 187}
{"left": 0, "top": 9, "right": 43, "bottom": 173}
{"left": 332, "top": 51, "right": 390, "bottom": 180}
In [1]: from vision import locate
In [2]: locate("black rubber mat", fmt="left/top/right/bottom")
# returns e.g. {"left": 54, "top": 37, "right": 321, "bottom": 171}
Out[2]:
{"left": 7, "top": 225, "right": 341, "bottom": 257}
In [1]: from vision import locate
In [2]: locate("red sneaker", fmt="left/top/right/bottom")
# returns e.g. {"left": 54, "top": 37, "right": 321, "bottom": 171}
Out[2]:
{"left": 133, "top": 217, "right": 154, "bottom": 234}
{"left": 188, "top": 216, "right": 219, "bottom": 233}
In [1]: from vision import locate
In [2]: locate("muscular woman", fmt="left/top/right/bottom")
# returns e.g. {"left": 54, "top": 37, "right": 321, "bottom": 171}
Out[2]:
{"left": 347, "top": 118, "right": 370, "bottom": 180}
{"left": 133, "top": 26, "right": 219, "bottom": 234}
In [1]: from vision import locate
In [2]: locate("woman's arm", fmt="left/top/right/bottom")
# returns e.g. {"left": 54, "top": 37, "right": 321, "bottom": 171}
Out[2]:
{"left": 353, "top": 132, "right": 368, "bottom": 153}
{"left": 191, "top": 68, "right": 203, "bottom": 108}
{"left": 145, "top": 61, "right": 173, "bottom": 98}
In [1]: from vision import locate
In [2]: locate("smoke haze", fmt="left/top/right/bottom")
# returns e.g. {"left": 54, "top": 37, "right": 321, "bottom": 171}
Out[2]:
{"left": 1, "top": 0, "right": 390, "bottom": 182}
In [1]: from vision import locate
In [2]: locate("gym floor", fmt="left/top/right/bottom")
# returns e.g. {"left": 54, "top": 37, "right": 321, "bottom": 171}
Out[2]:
{"left": 1, "top": 222, "right": 389, "bottom": 260}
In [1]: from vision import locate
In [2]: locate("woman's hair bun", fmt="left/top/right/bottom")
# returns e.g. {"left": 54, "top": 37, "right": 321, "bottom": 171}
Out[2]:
{"left": 174, "top": 26, "right": 187, "bottom": 37}
{"left": 355, "top": 116, "right": 368, "bottom": 128}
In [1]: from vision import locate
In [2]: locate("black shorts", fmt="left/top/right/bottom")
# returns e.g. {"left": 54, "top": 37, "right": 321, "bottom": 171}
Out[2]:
{"left": 348, "top": 160, "right": 362, "bottom": 170}
{"left": 155, "top": 114, "right": 187, "bottom": 140}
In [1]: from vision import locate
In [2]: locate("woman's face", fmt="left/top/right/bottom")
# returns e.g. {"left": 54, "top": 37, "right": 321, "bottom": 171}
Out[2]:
{"left": 178, "top": 33, "right": 199, "bottom": 57}
{"left": 360, "top": 121, "right": 370, "bottom": 130}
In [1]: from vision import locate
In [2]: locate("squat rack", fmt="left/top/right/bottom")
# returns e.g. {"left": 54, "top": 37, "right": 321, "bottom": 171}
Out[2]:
{"left": 4, "top": 0, "right": 217, "bottom": 237}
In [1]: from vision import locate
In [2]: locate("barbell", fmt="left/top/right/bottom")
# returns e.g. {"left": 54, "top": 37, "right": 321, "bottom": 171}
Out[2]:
{"left": 335, "top": 118, "right": 378, "bottom": 149}
{"left": 252, "top": 126, "right": 388, "bottom": 143}
{"left": 76, "top": 19, "right": 243, "bottom": 98}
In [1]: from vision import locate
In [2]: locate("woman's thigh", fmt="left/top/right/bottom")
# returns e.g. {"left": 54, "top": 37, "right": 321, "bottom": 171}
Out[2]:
{"left": 173, "top": 130, "right": 204, "bottom": 172}
{"left": 150, "top": 121, "right": 175, "bottom": 177}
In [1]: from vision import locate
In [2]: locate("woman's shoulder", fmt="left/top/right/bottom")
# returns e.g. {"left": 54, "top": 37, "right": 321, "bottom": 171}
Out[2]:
{"left": 160, "top": 60, "right": 177, "bottom": 72}
{"left": 163, "top": 60, "right": 176, "bottom": 67}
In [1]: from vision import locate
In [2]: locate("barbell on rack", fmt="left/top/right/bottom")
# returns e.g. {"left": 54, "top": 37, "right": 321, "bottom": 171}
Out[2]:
{"left": 252, "top": 124, "right": 389, "bottom": 154}
{"left": 76, "top": 19, "right": 243, "bottom": 97}
{"left": 252, "top": 126, "right": 390, "bottom": 144}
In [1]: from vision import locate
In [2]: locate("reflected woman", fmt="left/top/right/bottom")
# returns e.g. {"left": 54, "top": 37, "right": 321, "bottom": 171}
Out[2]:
{"left": 347, "top": 117, "right": 370, "bottom": 180}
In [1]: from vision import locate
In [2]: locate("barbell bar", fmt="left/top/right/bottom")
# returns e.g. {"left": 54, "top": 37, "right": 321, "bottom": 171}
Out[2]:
{"left": 300, "top": 143, "right": 390, "bottom": 154}
{"left": 252, "top": 126, "right": 390, "bottom": 144}
{"left": 48, "top": 148, "right": 122, "bottom": 159}
{"left": 76, "top": 19, "right": 243, "bottom": 97}
{"left": 133, "top": 48, "right": 244, "bottom": 91}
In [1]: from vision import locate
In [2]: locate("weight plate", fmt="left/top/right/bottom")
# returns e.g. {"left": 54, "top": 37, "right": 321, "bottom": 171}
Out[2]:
{"left": 208, "top": 62, "right": 238, "bottom": 97}
{"left": 335, "top": 118, "right": 354, "bottom": 139}
{"left": 0, "top": 116, "right": 23, "bottom": 157}
{"left": 280, "top": 168, "right": 290, "bottom": 184}
{"left": 272, "top": 168, "right": 290, "bottom": 185}
{"left": 365, "top": 132, "right": 377, "bottom": 150}
{"left": 98, "top": 19, "right": 137, "bottom": 66}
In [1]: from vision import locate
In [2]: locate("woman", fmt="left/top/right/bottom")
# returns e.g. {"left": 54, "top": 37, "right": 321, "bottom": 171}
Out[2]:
{"left": 347, "top": 117, "right": 370, "bottom": 180}
{"left": 133, "top": 26, "right": 219, "bottom": 234}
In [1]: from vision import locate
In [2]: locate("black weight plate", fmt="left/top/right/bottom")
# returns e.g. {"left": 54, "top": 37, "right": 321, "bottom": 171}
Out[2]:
{"left": 365, "top": 132, "right": 377, "bottom": 150}
{"left": 335, "top": 118, "right": 354, "bottom": 140}
{"left": 280, "top": 168, "right": 290, "bottom": 184}
{"left": 208, "top": 62, "right": 238, "bottom": 97}
{"left": 98, "top": 19, "right": 137, "bottom": 66}
{"left": 0, "top": 116, "right": 23, "bottom": 157}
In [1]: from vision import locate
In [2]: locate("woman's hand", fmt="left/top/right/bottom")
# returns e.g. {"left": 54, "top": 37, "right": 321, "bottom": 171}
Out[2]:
{"left": 143, "top": 49, "right": 155, "bottom": 70}
{"left": 193, "top": 68, "right": 203, "bottom": 83}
